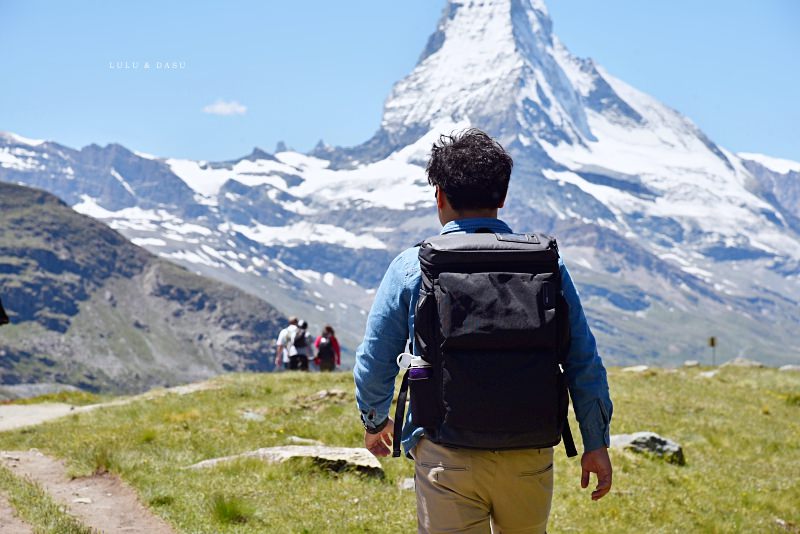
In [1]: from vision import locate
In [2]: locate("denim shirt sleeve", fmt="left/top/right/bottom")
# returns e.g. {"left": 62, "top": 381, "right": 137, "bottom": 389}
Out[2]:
{"left": 560, "top": 260, "right": 613, "bottom": 451}
{"left": 353, "top": 251, "right": 413, "bottom": 428}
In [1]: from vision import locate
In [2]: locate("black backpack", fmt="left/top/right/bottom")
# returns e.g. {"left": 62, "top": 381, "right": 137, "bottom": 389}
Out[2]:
{"left": 317, "top": 336, "right": 334, "bottom": 361}
{"left": 393, "top": 232, "right": 576, "bottom": 458}
{"left": 293, "top": 329, "right": 308, "bottom": 349}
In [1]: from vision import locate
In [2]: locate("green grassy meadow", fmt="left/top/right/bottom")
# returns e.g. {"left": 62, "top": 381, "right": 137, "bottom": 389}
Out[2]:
{"left": 0, "top": 366, "right": 798, "bottom": 533}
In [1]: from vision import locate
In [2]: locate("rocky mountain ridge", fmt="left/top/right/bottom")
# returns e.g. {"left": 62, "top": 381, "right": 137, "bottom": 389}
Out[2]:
{"left": 0, "top": 182, "right": 285, "bottom": 392}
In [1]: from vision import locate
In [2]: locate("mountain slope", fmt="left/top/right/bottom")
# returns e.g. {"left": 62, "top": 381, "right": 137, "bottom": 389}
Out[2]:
{"left": 1, "top": 0, "right": 799, "bottom": 365}
{"left": 0, "top": 182, "right": 285, "bottom": 393}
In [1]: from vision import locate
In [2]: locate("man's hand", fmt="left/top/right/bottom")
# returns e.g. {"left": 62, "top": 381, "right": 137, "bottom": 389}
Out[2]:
{"left": 364, "top": 418, "right": 394, "bottom": 457}
{"left": 581, "top": 447, "right": 612, "bottom": 500}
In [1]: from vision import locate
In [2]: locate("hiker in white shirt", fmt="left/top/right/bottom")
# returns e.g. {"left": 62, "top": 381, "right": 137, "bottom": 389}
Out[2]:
{"left": 274, "top": 316, "right": 299, "bottom": 370}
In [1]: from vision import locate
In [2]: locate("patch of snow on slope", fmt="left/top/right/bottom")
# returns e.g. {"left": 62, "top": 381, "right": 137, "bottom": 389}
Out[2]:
{"left": 230, "top": 221, "right": 387, "bottom": 250}
{"left": 73, "top": 195, "right": 209, "bottom": 236}
{"left": 284, "top": 125, "right": 462, "bottom": 210}
{"left": 110, "top": 168, "right": 135, "bottom": 195}
{"left": 738, "top": 153, "right": 800, "bottom": 175}
{"left": 273, "top": 259, "right": 323, "bottom": 284}
{"left": 0, "top": 132, "right": 45, "bottom": 146}
{"left": 131, "top": 237, "right": 167, "bottom": 247}
{"left": 165, "top": 159, "right": 233, "bottom": 199}
{"left": 0, "top": 148, "right": 44, "bottom": 170}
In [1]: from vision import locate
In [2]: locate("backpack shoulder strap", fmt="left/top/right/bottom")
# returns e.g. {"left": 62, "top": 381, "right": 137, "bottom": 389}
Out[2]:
{"left": 392, "top": 338, "right": 413, "bottom": 458}
{"left": 392, "top": 369, "right": 410, "bottom": 458}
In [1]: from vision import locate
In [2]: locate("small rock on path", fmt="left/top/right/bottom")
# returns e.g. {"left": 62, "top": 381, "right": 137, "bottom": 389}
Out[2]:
{"left": 1, "top": 450, "right": 175, "bottom": 534}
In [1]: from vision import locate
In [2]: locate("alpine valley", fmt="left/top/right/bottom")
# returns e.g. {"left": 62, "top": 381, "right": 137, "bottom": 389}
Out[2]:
{"left": 2, "top": 0, "right": 799, "bottom": 368}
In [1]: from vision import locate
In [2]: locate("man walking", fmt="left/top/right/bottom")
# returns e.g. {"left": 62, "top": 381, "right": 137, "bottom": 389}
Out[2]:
{"left": 274, "top": 316, "right": 299, "bottom": 371}
{"left": 353, "top": 129, "right": 613, "bottom": 533}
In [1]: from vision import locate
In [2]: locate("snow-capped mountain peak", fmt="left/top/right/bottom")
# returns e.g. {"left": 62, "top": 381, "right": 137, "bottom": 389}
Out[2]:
{"left": 381, "top": 0, "right": 591, "bottom": 148}
{"left": 2, "top": 0, "right": 799, "bottom": 365}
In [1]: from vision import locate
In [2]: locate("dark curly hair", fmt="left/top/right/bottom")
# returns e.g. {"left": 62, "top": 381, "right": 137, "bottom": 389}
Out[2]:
{"left": 426, "top": 128, "right": 513, "bottom": 211}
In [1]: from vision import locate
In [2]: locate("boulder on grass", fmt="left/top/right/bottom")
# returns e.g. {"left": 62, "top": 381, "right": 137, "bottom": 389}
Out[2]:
{"left": 721, "top": 357, "right": 764, "bottom": 368}
{"left": 188, "top": 445, "right": 383, "bottom": 476}
{"left": 622, "top": 365, "right": 649, "bottom": 373}
{"left": 611, "top": 432, "right": 685, "bottom": 465}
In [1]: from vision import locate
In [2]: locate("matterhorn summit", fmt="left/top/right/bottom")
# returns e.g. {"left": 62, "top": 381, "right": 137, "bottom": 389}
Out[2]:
{"left": 2, "top": 0, "right": 799, "bottom": 364}
{"left": 381, "top": 0, "right": 591, "bottom": 149}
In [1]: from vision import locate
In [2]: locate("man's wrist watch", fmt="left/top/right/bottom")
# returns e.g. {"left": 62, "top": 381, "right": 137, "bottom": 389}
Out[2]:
{"left": 363, "top": 416, "right": 389, "bottom": 434}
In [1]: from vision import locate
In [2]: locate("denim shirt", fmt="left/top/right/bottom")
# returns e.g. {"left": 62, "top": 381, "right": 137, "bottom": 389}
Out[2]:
{"left": 354, "top": 217, "right": 613, "bottom": 455}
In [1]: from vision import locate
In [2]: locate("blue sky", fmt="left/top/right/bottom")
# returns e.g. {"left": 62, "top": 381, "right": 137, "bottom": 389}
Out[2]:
{"left": 1, "top": 1, "right": 798, "bottom": 162}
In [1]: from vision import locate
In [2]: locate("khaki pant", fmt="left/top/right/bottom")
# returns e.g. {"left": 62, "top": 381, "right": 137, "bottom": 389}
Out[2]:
{"left": 414, "top": 438, "right": 554, "bottom": 534}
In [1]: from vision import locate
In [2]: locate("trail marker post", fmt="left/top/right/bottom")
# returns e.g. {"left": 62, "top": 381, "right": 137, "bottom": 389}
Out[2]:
{"left": 708, "top": 336, "right": 717, "bottom": 366}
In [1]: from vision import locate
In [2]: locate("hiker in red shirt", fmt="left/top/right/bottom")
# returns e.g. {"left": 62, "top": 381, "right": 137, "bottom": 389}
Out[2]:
{"left": 314, "top": 325, "right": 341, "bottom": 371}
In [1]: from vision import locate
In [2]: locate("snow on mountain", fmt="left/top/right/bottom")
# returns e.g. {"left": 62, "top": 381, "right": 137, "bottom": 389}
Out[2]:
{"left": 2, "top": 0, "right": 799, "bottom": 365}
{"left": 738, "top": 153, "right": 800, "bottom": 175}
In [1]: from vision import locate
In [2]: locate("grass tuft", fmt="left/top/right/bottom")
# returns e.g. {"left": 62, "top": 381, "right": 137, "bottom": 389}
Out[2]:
{"left": 149, "top": 494, "right": 174, "bottom": 507}
{"left": 785, "top": 393, "right": 800, "bottom": 406}
{"left": 211, "top": 494, "right": 254, "bottom": 524}
{"left": 91, "top": 444, "right": 115, "bottom": 474}
{"left": 138, "top": 428, "right": 157, "bottom": 444}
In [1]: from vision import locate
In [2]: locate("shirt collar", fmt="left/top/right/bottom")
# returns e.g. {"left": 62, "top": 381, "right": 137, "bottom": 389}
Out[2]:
{"left": 440, "top": 217, "right": 514, "bottom": 235}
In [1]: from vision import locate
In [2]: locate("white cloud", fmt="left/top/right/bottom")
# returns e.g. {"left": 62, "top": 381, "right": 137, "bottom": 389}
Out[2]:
{"left": 202, "top": 99, "right": 247, "bottom": 116}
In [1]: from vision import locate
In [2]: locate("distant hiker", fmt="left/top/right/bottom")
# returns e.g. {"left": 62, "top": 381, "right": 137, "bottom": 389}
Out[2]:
{"left": 314, "top": 325, "right": 341, "bottom": 372}
{"left": 0, "top": 298, "right": 8, "bottom": 326}
{"left": 353, "top": 129, "right": 613, "bottom": 533}
{"left": 275, "top": 316, "right": 299, "bottom": 370}
{"left": 289, "top": 319, "right": 313, "bottom": 371}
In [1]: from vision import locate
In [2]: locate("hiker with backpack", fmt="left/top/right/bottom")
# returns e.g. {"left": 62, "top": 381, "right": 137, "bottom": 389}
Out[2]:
{"left": 290, "top": 319, "right": 313, "bottom": 371}
{"left": 276, "top": 317, "right": 313, "bottom": 371}
{"left": 314, "top": 325, "right": 341, "bottom": 372}
{"left": 274, "top": 316, "right": 299, "bottom": 370}
{"left": 353, "top": 129, "right": 613, "bottom": 533}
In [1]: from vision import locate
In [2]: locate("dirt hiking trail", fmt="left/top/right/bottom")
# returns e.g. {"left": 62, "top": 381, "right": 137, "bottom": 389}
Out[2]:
{"left": 0, "top": 381, "right": 218, "bottom": 433}
{"left": 0, "top": 381, "right": 217, "bottom": 532}
{"left": 0, "top": 490, "right": 33, "bottom": 534}
{"left": 2, "top": 450, "right": 175, "bottom": 533}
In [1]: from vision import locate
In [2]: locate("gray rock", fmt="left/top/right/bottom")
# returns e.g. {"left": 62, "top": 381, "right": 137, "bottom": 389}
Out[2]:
{"left": 399, "top": 477, "right": 415, "bottom": 491}
{"left": 697, "top": 370, "right": 718, "bottom": 379}
{"left": 308, "top": 389, "right": 347, "bottom": 401}
{"left": 621, "top": 365, "right": 649, "bottom": 373}
{"left": 188, "top": 445, "right": 383, "bottom": 476}
{"left": 610, "top": 432, "right": 685, "bottom": 465}
{"left": 240, "top": 410, "right": 265, "bottom": 422}
{"left": 683, "top": 360, "right": 700, "bottom": 368}
{"left": 779, "top": 365, "right": 800, "bottom": 373}
{"left": 721, "top": 357, "right": 764, "bottom": 368}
